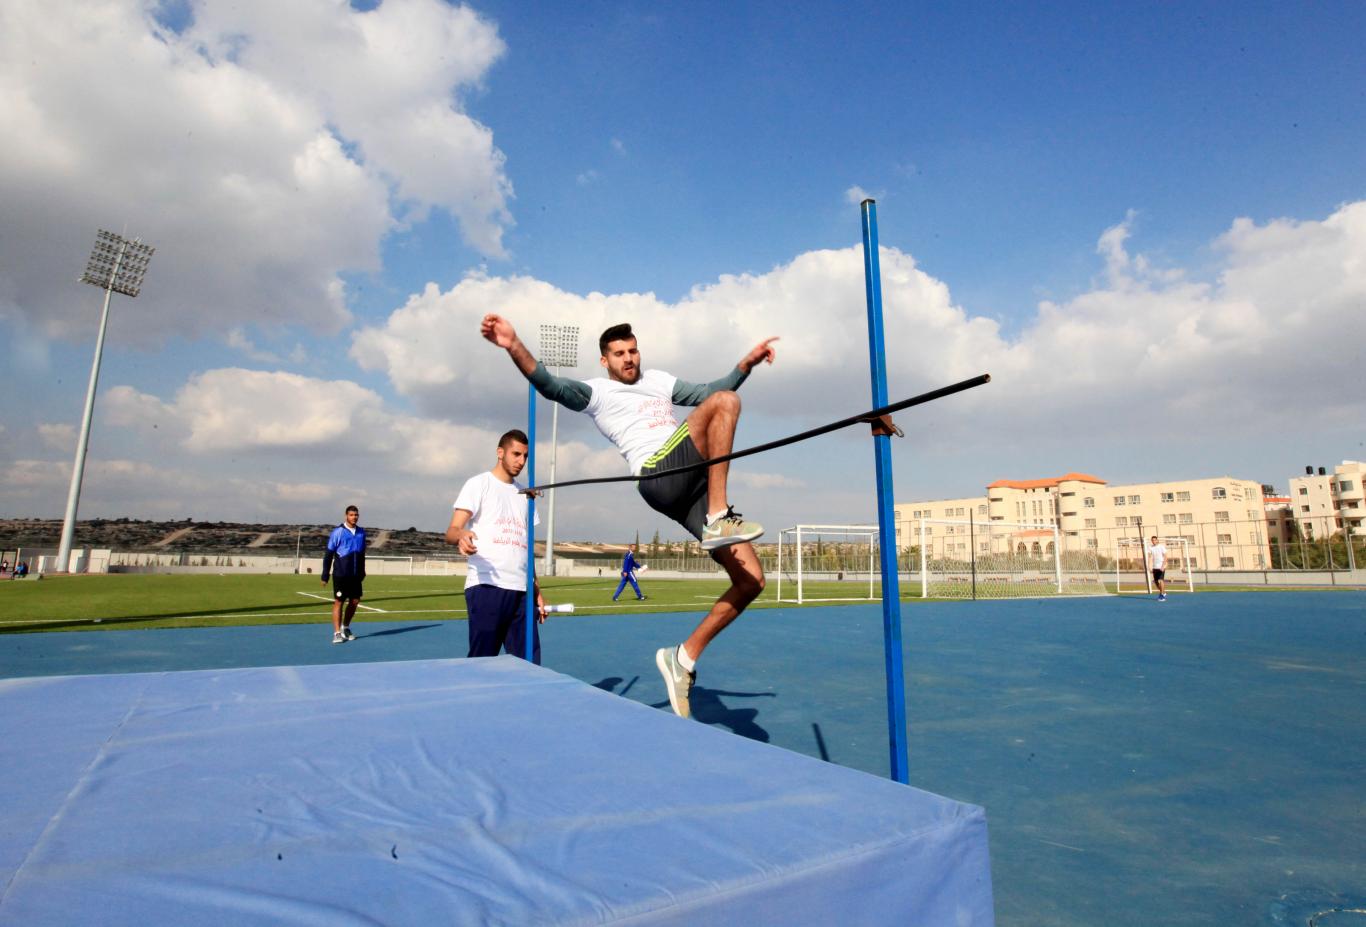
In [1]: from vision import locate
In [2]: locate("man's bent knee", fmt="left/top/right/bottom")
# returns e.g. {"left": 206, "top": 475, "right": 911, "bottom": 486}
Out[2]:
{"left": 705, "top": 390, "right": 741, "bottom": 414}
{"left": 732, "top": 570, "right": 765, "bottom": 603}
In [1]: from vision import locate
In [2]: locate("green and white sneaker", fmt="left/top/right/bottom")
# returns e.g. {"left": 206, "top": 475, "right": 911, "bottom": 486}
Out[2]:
{"left": 700, "top": 506, "right": 763, "bottom": 550}
{"left": 656, "top": 646, "right": 696, "bottom": 719}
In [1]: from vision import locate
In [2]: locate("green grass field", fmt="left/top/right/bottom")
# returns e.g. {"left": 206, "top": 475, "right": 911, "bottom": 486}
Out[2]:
{"left": 1, "top": 573, "right": 1331, "bottom": 634}
{"left": 0, "top": 573, "right": 898, "bottom": 634}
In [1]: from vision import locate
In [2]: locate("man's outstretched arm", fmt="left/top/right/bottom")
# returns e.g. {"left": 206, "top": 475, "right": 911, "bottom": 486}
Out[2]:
{"left": 672, "top": 336, "right": 779, "bottom": 406}
{"left": 481, "top": 313, "right": 591, "bottom": 411}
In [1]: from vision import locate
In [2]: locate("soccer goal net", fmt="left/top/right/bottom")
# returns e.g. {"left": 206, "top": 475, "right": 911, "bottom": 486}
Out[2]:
{"left": 776, "top": 525, "right": 879, "bottom": 604}
{"left": 916, "top": 518, "right": 1107, "bottom": 599}
{"left": 417, "top": 557, "right": 466, "bottom": 576}
{"left": 1114, "top": 537, "right": 1195, "bottom": 594}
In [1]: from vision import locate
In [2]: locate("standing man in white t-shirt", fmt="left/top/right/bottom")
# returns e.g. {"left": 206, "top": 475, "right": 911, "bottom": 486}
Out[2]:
{"left": 1147, "top": 535, "right": 1168, "bottom": 602}
{"left": 446, "top": 429, "right": 550, "bottom": 663}
{"left": 481, "top": 315, "right": 777, "bottom": 719}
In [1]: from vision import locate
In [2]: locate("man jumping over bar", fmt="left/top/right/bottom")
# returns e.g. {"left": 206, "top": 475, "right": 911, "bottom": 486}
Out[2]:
{"left": 481, "top": 314, "right": 777, "bottom": 719}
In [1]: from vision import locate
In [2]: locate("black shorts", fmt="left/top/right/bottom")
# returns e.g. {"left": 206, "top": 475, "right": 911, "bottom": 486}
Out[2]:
{"left": 637, "top": 422, "right": 709, "bottom": 541}
{"left": 333, "top": 577, "right": 364, "bottom": 601}
{"left": 1151, "top": 568, "right": 1165, "bottom": 582}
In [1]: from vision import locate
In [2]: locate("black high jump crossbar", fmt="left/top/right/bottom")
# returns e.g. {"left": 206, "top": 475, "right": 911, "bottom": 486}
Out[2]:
{"left": 521, "top": 372, "right": 991, "bottom": 495}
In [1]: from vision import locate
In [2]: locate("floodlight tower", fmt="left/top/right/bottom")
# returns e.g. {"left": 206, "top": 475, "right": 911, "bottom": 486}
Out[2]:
{"left": 538, "top": 323, "right": 579, "bottom": 575}
{"left": 55, "top": 230, "right": 155, "bottom": 573}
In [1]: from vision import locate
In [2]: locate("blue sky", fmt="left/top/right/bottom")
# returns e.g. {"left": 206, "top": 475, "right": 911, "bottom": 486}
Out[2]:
{"left": 2, "top": 0, "right": 1364, "bottom": 543}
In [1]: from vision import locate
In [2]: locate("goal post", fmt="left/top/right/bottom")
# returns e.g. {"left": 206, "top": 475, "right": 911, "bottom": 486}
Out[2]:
{"left": 916, "top": 517, "right": 1107, "bottom": 599}
{"left": 776, "top": 525, "right": 878, "bottom": 604}
{"left": 1114, "top": 536, "right": 1195, "bottom": 594}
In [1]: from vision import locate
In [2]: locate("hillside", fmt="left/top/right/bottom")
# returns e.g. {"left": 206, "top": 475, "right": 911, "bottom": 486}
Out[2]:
{"left": 0, "top": 518, "right": 632, "bottom": 560}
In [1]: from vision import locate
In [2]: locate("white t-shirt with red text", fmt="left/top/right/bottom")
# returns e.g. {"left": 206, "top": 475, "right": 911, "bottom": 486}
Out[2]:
{"left": 453, "top": 471, "right": 540, "bottom": 591}
{"left": 583, "top": 369, "right": 681, "bottom": 474}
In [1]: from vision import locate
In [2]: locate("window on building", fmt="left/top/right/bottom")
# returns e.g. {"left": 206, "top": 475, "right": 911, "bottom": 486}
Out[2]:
{"left": 1114, "top": 496, "right": 1126, "bottom": 506}
{"left": 1341, "top": 480, "right": 1355, "bottom": 491}
{"left": 1179, "top": 513, "right": 1193, "bottom": 524}
{"left": 1220, "top": 557, "right": 1235, "bottom": 568}
{"left": 1177, "top": 491, "right": 1190, "bottom": 501}
{"left": 1160, "top": 492, "right": 1174, "bottom": 502}
{"left": 1084, "top": 518, "right": 1096, "bottom": 528}
{"left": 1217, "top": 534, "right": 1232, "bottom": 544}
{"left": 1247, "top": 510, "right": 1257, "bottom": 521}
{"left": 1212, "top": 486, "right": 1227, "bottom": 499}
{"left": 1298, "top": 487, "right": 1308, "bottom": 495}
{"left": 1129, "top": 495, "right": 1141, "bottom": 504}
{"left": 1301, "top": 505, "right": 1311, "bottom": 513}
{"left": 1215, "top": 511, "right": 1230, "bottom": 522}
{"left": 1163, "top": 514, "right": 1177, "bottom": 524}
{"left": 1086, "top": 538, "right": 1098, "bottom": 548}
{"left": 1084, "top": 497, "right": 1095, "bottom": 508}
{"left": 1115, "top": 516, "right": 1129, "bottom": 527}
{"left": 978, "top": 504, "right": 988, "bottom": 515}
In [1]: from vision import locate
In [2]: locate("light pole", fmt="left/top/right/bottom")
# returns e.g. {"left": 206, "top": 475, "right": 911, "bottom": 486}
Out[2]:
{"left": 538, "top": 323, "right": 579, "bottom": 576}
{"left": 55, "top": 230, "right": 155, "bottom": 573}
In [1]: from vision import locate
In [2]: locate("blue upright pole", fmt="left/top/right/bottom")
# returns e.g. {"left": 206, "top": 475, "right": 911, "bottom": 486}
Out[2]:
{"left": 525, "top": 382, "right": 538, "bottom": 662}
{"left": 860, "top": 199, "right": 910, "bottom": 784}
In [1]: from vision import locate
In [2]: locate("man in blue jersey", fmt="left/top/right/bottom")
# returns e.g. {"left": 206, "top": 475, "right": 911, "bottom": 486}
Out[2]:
{"left": 613, "top": 543, "right": 646, "bottom": 601}
{"left": 321, "top": 505, "right": 366, "bottom": 644}
{"left": 482, "top": 314, "right": 777, "bottom": 719}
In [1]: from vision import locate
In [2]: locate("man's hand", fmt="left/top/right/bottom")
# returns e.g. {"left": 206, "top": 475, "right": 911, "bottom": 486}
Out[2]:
{"left": 451, "top": 529, "right": 478, "bottom": 556}
{"left": 480, "top": 314, "right": 518, "bottom": 349}
{"left": 536, "top": 590, "right": 547, "bottom": 624}
{"left": 739, "top": 336, "right": 779, "bottom": 373}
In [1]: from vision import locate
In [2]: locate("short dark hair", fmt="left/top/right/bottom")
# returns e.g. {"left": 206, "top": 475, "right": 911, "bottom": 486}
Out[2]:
{"left": 498, "top": 429, "right": 529, "bottom": 450}
{"left": 599, "top": 323, "right": 634, "bottom": 355}
{"left": 345, "top": 505, "right": 359, "bottom": 514}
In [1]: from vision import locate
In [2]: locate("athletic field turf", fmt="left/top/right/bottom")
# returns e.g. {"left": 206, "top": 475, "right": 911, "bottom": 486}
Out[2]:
{"left": 1, "top": 572, "right": 1329, "bottom": 634}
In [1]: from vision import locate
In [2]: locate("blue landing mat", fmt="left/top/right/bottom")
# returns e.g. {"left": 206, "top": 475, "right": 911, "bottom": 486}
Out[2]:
{"left": 0, "top": 656, "right": 994, "bottom": 926}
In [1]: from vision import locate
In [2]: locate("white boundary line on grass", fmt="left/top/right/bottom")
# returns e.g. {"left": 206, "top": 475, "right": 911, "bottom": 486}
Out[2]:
{"left": 296, "top": 590, "right": 387, "bottom": 613}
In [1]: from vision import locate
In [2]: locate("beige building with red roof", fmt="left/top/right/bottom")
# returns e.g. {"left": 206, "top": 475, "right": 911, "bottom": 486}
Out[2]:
{"left": 897, "top": 472, "right": 1270, "bottom": 570}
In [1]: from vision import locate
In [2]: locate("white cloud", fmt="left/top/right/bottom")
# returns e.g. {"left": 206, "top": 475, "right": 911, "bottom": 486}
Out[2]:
{"left": 354, "top": 200, "right": 1366, "bottom": 476}
{"left": 226, "top": 328, "right": 284, "bottom": 364}
{"left": 576, "top": 169, "right": 601, "bottom": 186}
{"left": 37, "top": 423, "right": 76, "bottom": 452}
{"left": 0, "top": 0, "right": 512, "bottom": 345}
{"left": 845, "top": 185, "right": 877, "bottom": 205}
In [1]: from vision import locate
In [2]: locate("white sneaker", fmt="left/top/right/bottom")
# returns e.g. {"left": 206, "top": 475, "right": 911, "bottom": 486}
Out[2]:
{"left": 342, "top": 626, "right": 356, "bottom": 641}
{"left": 700, "top": 506, "right": 763, "bottom": 550}
{"left": 655, "top": 646, "right": 696, "bottom": 719}
{"left": 332, "top": 631, "right": 346, "bottom": 644}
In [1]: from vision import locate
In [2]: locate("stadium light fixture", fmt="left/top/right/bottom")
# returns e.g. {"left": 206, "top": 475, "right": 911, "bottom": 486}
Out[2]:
{"left": 55, "top": 230, "right": 156, "bottom": 573}
{"left": 538, "top": 323, "right": 579, "bottom": 576}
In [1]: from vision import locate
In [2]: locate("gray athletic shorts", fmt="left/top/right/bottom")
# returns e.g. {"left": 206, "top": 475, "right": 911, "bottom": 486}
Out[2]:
{"left": 637, "top": 422, "right": 709, "bottom": 541}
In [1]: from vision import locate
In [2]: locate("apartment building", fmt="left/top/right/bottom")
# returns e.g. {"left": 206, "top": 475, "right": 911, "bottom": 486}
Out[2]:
{"left": 1263, "top": 496, "right": 1296, "bottom": 546}
{"left": 897, "top": 472, "right": 1269, "bottom": 570}
{"left": 1287, "top": 461, "right": 1365, "bottom": 538}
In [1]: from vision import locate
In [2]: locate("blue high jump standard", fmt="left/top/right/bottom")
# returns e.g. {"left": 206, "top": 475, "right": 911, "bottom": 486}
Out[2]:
{"left": 0, "top": 657, "right": 994, "bottom": 925}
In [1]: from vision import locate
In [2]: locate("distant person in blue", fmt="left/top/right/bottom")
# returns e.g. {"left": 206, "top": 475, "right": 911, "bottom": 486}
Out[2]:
{"left": 321, "top": 505, "right": 366, "bottom": 644}
{"left": 613, "top": 543, "right": 646, "bottom": 601}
